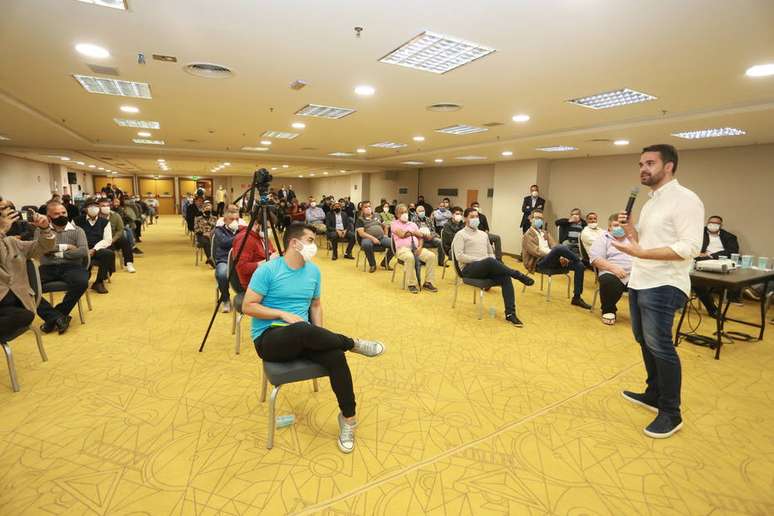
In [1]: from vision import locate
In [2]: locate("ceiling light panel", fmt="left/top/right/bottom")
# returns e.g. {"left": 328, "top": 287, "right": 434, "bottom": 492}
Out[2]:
{"left": 133, "top": 138, "right": 165, "bottom": 145}
{"left": 401, "top": 161, "right": 423, "bottom": 165}
{"left": 0, "top": 135, "right": 10, "bottom": 141}
{"left": 295, "top": 104, "right": 356, "bottom": 119}
{"left": 456, "top": 155, "right": 487, "bottom": 160}
{"left": 435, "top": 124, "right": 488, "bottom": 135}
{"left": 369, "top": 141, "right": 407, "bottom": 149}
{"left": 671, "top": 127, "right": 746, "bottom": 139}
{"left": 567, "top": 88, "right": 656, "bottom": 110}
{"left": 76, "top": 0, "right": 127, "bottom": 9}
{"left": 114, "top": 118, "right": 160, "bottom": 129}
{"left": 261, "top": 130, "right": 299, "bottom": 139}
{"left": 536, "top": 146, "right": 577, "bottom": 152}
{"left": 241, "top": 146, "right": 269, "bottom": 151}
{"left": 329, "top": 152, "right": 355, "bottom": 157}
{"left": 74, "top": 75, "right": 151, "bottom": 99}
{"left": 379, "top": 31, "right": 495, "bottom": 74}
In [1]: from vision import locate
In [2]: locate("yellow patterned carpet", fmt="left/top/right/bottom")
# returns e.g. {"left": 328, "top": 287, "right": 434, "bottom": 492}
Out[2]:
{"left": 1, "top": 217, "right": 773, "bottom": 515}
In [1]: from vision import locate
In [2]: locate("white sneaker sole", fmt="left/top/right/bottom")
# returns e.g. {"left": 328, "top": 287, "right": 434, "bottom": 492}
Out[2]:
{"left": 621, "top": 391, "right": 658, "bottom": 413}
{"left": 337, "top": 439, "right": 354, "bottom": 454}
{"left": 644, "top": 421, "right": 683, "bottom": 439}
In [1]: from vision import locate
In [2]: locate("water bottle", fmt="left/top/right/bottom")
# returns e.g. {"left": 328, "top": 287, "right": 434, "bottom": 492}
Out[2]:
{"left": 275, "top": 415, "right": 295, "bottom": 428}
{"left": 488, "top": 307, "right": 496, "bottom": 319}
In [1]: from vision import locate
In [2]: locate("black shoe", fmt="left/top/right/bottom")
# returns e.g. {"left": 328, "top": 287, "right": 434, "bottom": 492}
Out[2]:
{"left": 55, "top": 315, "right": 72, "bottom": 335}
{"left": 644, "top": 413, "right": 683, "bottom": 439}
{"left": 422, "top": 282, "right": 438, "bottom": 293}
{"left": 571, "top": 297, "right": 592, "bottom": 310}
{"left": 331, "top": 255, "right": 338, "bottom": 261}
{"left": 369, "top": 265, "right": 377, "bottom": 273}
{"left": 40, "top": 319, "right": 57, "bottom": 334}
{"left": 621, "top": 391, "right": 658, "bottom": 413}
{"left": 343, "top": 254, "right": 355, "bottom": 260}
{"left": 408, "top": 285, "right": 419, "bottom": 294}
{"left": 205, "top": 259, "right": 215, "bottom": 269}
{"left": 515, "top": 272, "right": 534, "bottom": 286}
{"left": 91, "top": 282, "right": 109, "bottom": 294}
{"left": 135, "top": 238, "right": 142, "bottom": 243}
{"left": 380, "top": 261, "right": 392, "bottom": 271}
{"left": 505, "top": 313, "right": 524, "bottom": 327}
{"left": 133, "top": 247, "right": 144, "bottom": 255}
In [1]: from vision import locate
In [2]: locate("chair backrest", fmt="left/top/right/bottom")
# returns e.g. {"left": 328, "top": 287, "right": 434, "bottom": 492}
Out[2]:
{"left": 210, "top": 230, "right": 216, "bottom": 258}
{"left": 227, "top": 248, "right": 246, "bottom": 293}
{"left": 449, "top": 245, "right": 464, "bottom": 279}
{"left": 579, "top": 238, "right": 590, "bottom": 262}
{"left": 390, "top": 234, "right": 397, "bottom": 255}
{"left": 26, "top": 259, "right": 42, "bottom": 307}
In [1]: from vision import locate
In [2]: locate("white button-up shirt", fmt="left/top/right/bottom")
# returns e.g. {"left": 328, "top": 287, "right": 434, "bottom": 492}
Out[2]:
{"left": 628, "top": 179, "right": 704, "bottom": 296}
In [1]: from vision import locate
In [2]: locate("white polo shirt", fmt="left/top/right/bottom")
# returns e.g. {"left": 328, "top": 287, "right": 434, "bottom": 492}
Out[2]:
{"left": 628, "top": 179, "right": 704, "bottom": 296}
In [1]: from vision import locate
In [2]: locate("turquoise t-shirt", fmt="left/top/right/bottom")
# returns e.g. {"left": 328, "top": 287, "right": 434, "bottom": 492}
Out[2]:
{"left": 248, "top": 257, "right": 321, "bottom": 340}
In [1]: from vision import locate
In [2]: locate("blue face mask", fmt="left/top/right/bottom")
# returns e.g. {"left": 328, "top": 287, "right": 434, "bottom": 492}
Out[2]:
{"left": 532, "top": 218, "right": 543, "bottom": 229}
{"left": 611, "top": 226, "right": 626, "bottom": 238}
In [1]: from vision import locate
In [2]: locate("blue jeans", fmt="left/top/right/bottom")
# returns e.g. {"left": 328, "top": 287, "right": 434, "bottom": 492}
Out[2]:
{"left": 360, "top": 237, "right": 393, "bottom": 267}
{"left": 215, "top": 262, "right": 230, "bottom": 302}
{"left": 629, "top": 286, "right": 688, "bottom": 417}
{"left": 536, "top": 244, "right": 585, "bottom": 297}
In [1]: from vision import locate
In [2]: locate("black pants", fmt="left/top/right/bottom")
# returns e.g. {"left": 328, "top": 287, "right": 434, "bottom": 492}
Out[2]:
{"left": 255, "top": 322, "right": 356, "bottom": 417}
{"left": 488, "top": 233, "right": 503, "bottom": 261}
{"left": 327, "top": 230, "right": 355, "bottom": 258}
{"left": 90, "top": 249, "right": 115, "bottom": 282}
{"left": 536, "top": 244, "right": 585, "bottom": 297}
{"left": 37, "top": 263, "right": 89, "bottom": 323}
{"left": 598, "top": 273, "right": 627, "bottom": 314}
{"left": 360, "top": 237, "right": 393, "bottom": 267}
{"left": 134, "top": 220, "right": 142, "bottom": 241}
{"left": 197, "top": 234, "right": 212, "bottom": 260}
{"left": 423, "top": 237, "right": 445, "bottom": 266}
{"left": 111, "top": 236, "right": 134, "bottom": 265}
{"left": 217, "top": 202, "right": 225, "bottom": 216}
{"left": 0, "top": 292, "right": 34, "bottom": 341}
{"left": 461, "top": 257, "right": 524, "bottom": 316}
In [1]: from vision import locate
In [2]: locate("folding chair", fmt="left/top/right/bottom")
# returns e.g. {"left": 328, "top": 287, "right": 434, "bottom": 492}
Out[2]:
{"left": 450, "top": 248, "right": 497, "bottom": 319}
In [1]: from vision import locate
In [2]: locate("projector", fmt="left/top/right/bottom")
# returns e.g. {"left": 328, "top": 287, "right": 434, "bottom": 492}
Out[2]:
{"left": 695, "top": 259, "right": 737, "bottom": 274}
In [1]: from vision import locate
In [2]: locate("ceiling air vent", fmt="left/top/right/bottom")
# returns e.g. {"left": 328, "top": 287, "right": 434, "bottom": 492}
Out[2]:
{"left": 588, "top": 138, "right": 612, "bottom": 142}
{"left": 427, "top": 103, "right": 462, "bottom": 112}
{"left": 183, "top": 138, "right": 200, "bottom": 143}
{"left": 87, "top": 64, "right": 120, "bottom": 76}
{"left": 183, "top": 63, "right": 234, "bottom": 79}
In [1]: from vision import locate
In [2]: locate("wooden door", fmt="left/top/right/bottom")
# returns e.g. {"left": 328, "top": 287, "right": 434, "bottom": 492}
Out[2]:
{"left": 138, "top": 178, "right": 157, "bottom": 197}
{"left": 466, "top": 189, "right": 479, "bottom": 208}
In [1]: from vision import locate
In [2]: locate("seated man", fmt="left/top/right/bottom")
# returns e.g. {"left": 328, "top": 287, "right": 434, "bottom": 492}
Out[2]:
{"left": 98, "top": 198, "right": 135, "bottom": 273}
{"left": 243, "top": 223, "right": 385, "bottom": 454}
{"left": 186, "top": 196, "right": 204, "bottom": 233}
{"left": 355, "top": 201, "right": 393, "bottom": 273}
{"left": 695, "top": 215, "right": 741, "bottom": 315}
{"left": 579, "top": 211, "right": 604, "bottom": 261}
{"left": 441, "top": 206, "right": 465, "bottom": 259}
{"left": 324, "top": 201, "right": 355, "bottom": 260}
{"left": 74, "top": 199, "right": 115, "bottom": 294}
{"left": 378, "top": 201, "right": 395, "bottom": 225}
{"left": 216, "top": 203, "right": 248, "bottom": 229}
{"left": 111, "top": 197, "right": 142, "bottom": 255}
{"left": 194, "top": 201, "right": 218, "bottom": 267}
{"left": 213, "top": 206, "right": 240, "bottom": 312}
{"left": 453, "top": 208, "right": 534, "bottom": 326}
{"left": 522, "top": 210, "right": 591, "bottom": 309}
{"left": 589, "top": 213, "right": 633, "bottom": 325}
{"left": 432, "top": 198, "right": 452, "bottom": 234}
{"left": 0, "top": 201, "right": 55, "bottom": 340}
{"left": 554, "top": 207, "right": 586, "bottom": 258}
{"left": 470, "top": 201, "right": 502, "bottom": 261}
{"left": 233, "top": 218, "right": 276, "bottom": 289}
{"left": 411, "top": 204, "right": 444, "bottom": 266}
{"left": 36, "top": 201, "right": 90, "bottom": 334}
{"left": 390, "top": 204, "right": 437, "bottom": 294}
{"left": 304, "top": 196, "right": 327, "bottom": 234}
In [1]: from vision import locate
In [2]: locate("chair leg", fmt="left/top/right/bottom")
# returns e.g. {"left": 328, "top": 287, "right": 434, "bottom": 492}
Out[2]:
{"left": 77, "top": 299, "right": 86, "bottom": 324}
{"left": 478, "top": 289, "right": 485, "bottom": 319}
{"left": 1, "top": 342, "right": 20, "bottom": 392}
{"left": 391, "top": 263, "right": 398, "bottom": 283}
{"left": 85, "top": 289, "right": 93, "bottom": 311}
{"left": 267, "top": 385, "right": 281, "bottom": 450}
{"left": 546, "top": 276, "right": 552, "bottom": 302}
{"left": 231, "top": 308, "right": 237, "bottom": 335}
{"left": 566, "top": 274, "right": 572, "bottom": 299}
{"left": 235, "top": 314, "right": 242, "bottom": 355}
{"left": 260, "top": 373, "right": 268, "bottom": 402}
{"left": 452, "top": 280, "right": 459, "bottom": 308}
{"left": 48, "top": 293, "right": 54, "bottom": 304}
{"left": 540, "top": 273, "right": 545, "bottom": 291}
{"left": 473, "top": 288, "right": 476, "bottom": 304}
{"left": 591, "top": 287, "right": 599, "bottom": 312}
{"left": 313, "top": 378, "right": 319, "bottom": 392}
{"left": 32, "top": 327, "right": 47, "bottom": 362}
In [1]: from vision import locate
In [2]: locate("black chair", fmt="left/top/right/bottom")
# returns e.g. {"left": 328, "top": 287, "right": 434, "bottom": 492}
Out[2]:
{"left": 42, "top": 255, "right": 91, "bottom": 324}
{"left": 450, "top": 247, "right": 497, "bottom": 319}
{"left": 1, "top": 260, "right": 48, "bottom": 392}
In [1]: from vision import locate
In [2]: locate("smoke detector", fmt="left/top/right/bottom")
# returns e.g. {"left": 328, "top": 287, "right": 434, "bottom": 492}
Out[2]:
{"left": 183, "top": 63, "right": 234, "bottom": 79}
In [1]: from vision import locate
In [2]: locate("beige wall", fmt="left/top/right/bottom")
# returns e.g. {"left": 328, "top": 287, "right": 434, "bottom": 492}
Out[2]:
{"left": 418, "top": 164, "right": 494, "bottom": 215}
{"left": 369, "top": 170, "right": 419, "bottom": 207}
{"left": 0, "top": 154, "right": 56, "bottom": 207}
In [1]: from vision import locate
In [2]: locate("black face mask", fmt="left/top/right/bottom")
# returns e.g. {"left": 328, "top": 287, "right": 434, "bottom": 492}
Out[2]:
{"left": 334, "top": 208, "right": 341, "bottom": 213}
{"left": 52, "top": 216, "right": 69, "bottom": 227}
{"left": 7, "top": 220, "right": 25, "bottom": 237}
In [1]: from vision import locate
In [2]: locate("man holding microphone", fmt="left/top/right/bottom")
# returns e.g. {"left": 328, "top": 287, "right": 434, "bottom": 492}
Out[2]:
{"left": 612, "top": 144, "right": 704, "bottom": 438}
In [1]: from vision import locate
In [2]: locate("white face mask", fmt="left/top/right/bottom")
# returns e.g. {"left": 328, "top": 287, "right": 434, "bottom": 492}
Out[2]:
{"left": 416, "top": 210, "right": 425, "bottom": 218}
{"left": 399, "top": 213, "right": 409, "bottom": 222}
{"left": 310, "top": 202, "right": 317, "bottom": 208}
{"left": 99, "top": 206, "right": 110, "bottom": 215}
{"left": 384, "top": 206, "right": 390, "bottom": 212}
{"left": 468, "top": 217, "right": 480, "bottom": 229}
{"left": 228, "top": 221, "right": 239, "bottom": 231}
{"left": 588, "top": 222, "right": 598, "bottom": 229}
{"left": 707, "top": 223, "right": 721, "bottom": 233}
{"left": 296, "top": 241, "right": 317, "bottom": 261}
{"left": 531, "top": 191, "right": 539, "bottom": 198}
{"left": 87, "top": 206, "right": 99, "bottom": 217}
{"left": 453, "top": 214, "right": 463, "bottom": 222}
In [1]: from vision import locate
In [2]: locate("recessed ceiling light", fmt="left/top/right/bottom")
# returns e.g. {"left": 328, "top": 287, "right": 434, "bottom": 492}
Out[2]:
{"left": 435, "top": 124, "right": 488, "bottom": 135}
{"left": 537, "top": 146, "right": 577, "bottom": 152}
{"left": 456, "top": 155, "right": 487, "bottom": 160}
{"left": 114, "top": 118, "right": 160, "bottom": 129}
{"left": 137, "top": 131, "right": 152, "bottom": 137}
{"left": 0, "top": 135, "right": 10, "bottom": 141}
{"left": 133, "top": 138, "right": 165, "bottom": 145}
{"left": 260, "top": 140, "right": 272, "bottom": 145}
{"left": 295, "top": 103, "right": 356, "bottom": 119}
{"left": 613, "top": 139, "right": 630, "bottom": 146}
{"left": 369, "top": 141, "right": 407, "bottom": 149}
{"left": 356, "top": 148, "right": 367, "bottom": 153}
{"left": 60, "top": 157, "right": 71, "bottom": 161}
{"left": 271, "top": 167, "right": 277, "bottom": 170}
{"left": 75, "top": 161, "right": 85, "bottom": 165}
{"left": 413, "top": 136, "right": 425, "bottom": 142}
{"left": 261, "top": 130, "right": 298, "bottom": 140}
{"left": 75, "top": 43, "right": 110, "bottom": 59}
{"left": 223, "top": 162, "right": 231, "bottom": 166}
{"left": 156, "top": 158, "right": 165, "bottom": 162}
{"left": 282, "top": 164, "right": 289, "bottom": 168}
{"left": 98, "top": 167, "right": 105, "bottom": 170}
{"left": 339, "top": 170, "right": 346, "bottom": 173}
{"left": 434, "top": 158, "right": 443, "bottom": 163}
{"left": 241, "top": 146, "right": 269, "bottom": 151}
{"left": 120, "top": 105, "right": 139, "bottom": 113}
{"left": 291, "top": 122, "right": 306, "bottom": 129}
{"left": 671, "top": 127, "right": 746, "bottom": 139}
{"left": 298, "top": 175, "right": 304, "bottom": 178}
{"left": 745, "top": 63, "right": 774, "bottom": 77}
{"left": 88, "top": 164, "right": 96, "bottom": 168}
{"left": 329, "top": 152, "right": 355, "bottom": 157}
{"left": 401, "top": 161, "right": 423, "bottom": 165}
{"left": 76, "top": 0, "right": 127, "bottom": 10}
{"left": 309, "top": 173, "right": 315, "bottom": 177}
{"left": 74, "top": 75, "right": 151, "bottom": 99}
{"left": 568, "top": 88, "right": 656, "bottom": 110}
{"left": 379, "top": 31, "right": 495, "bottom": 74}
{"left": 512, "top": 114, "right": 530, "bottom": 123}
{"left": 501, "top": 151, "right": 513, "bottom": 157}
{"left": 323, "top": 171, "right": 329, "bottom": 175}
{"left": 354, "top": 85, "right": 375, "bottom": 96}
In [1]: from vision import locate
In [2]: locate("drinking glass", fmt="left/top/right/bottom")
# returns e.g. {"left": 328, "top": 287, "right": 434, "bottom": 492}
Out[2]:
{"left": 741, "top": 255, "right": 753, "bottom": 268}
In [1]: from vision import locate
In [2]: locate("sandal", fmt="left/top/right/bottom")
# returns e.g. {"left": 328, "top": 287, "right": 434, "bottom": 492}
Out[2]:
{"left": 602, "top": 313, "right": 616, "bottom": 325}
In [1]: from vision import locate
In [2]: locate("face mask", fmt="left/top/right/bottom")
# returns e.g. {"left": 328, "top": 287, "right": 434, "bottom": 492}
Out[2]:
{"left": 310, "top": 202, "right": 317, "bottom": 208}
{"left": 416, "top": 211, "right": 425, "bottom": 218}
{"left": 532, "top": 218, "right": 544, "bottom": 229}
{"left": 296, "top": 241, "right": 317, "bottom": 262}
{"left": 588, "top": 222, "right": 598, "bottom": 229}
{"left": 87, "top": 207, "right": 99, "bottom": 217}
{"left": 611, "top": 226, "right": 626, "bottom": 238}
{"left": 399, "top": 213, "right": 409, "bottom": 222}
{"left": 472, "top": 207, "right": 479, "bottom": 212}
{"left": 52, "top": 216, "right": 69, "bottom": 227}
{"left": 228, "top": 221, "right": 239, "bottom": 232}
{"left": 334, "top": 208, "right": 341, "bottom": 213}
{"left": 469, "top": 218, "right": 480, "bottom": 229}
{"left": 384, "top": 206, "right": 390, "bottom": 212}
{"left": 453, "top": 214, "right": 463, "bottom": 222}
{"left": 363, "top": 208, "right": 372, "bottom": 216}
{"left": 409, "top": 207, "right": 416, "bottom": 213}
{"left": 707, "top": 223, "right": 721, "bottom": 233}
{"left": 531, "top": 191, "right": 539, "bottom": 198}
{"left": 99, "top": 206, "right": 110, "bottom": 215}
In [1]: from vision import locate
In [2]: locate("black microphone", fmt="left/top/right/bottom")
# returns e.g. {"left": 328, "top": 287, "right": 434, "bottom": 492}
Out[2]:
{"left": 624, "top": 187, "right": 639, "bottom": 218}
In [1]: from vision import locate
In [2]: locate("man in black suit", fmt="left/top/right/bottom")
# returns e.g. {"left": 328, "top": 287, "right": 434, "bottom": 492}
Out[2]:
{"left": 520, "top": 185, "right": 545, "bottom": 233}
{"left": 695, "top": 215, "right": 741, "bottom": 314}
{"left": 325, "top": 201, "right": 355, "bottom": 260}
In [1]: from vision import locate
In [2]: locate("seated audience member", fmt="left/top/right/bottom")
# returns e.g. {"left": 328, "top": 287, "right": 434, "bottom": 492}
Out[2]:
{"left": 74, "top": 200, "right": 114, "bottom": 294}
{"left": 38, "top": 193, "right": 61, "bottom": 215}
{"left": 305, "top": 196, "right": 326, "bottom": 234}
{"left": 391, "top": 204, "right": 437, "bottom": 294}
{"left": 233, "top": 218, "right": 276, "bottom": 288}
{"left": 186, "top": 196, "right": 204, "bottom": 233}
{"left": 344, "top": 197, "right": 356, "bottom": 219}
{"left": 416, "top": 195, "right": 433, "bottom": 215}
{"left": 112, "top": 197, "right": 142, "bottom": 255}
{"left": 374, "top": 198, "right": 388, "bottom": 214}
{"left": 194, "top": 201, "right": 218, "bottom": 267}
{"left": 579, "top": 211, "right": 604, "bottom": 259}
{"left": 145, "top": 196, "right": 159, "bottom": 223}
{"left": 61, "top": 194, "right": 79, "bottom": 221}
{"left": 98, "top": 198, "right": 135, "bottom": 273}
{"left": 276, "top": 200, "right": 290, "bottom": 231}
{"left": 216, "top": 203, "right": 248, "bottom": 228}
{"left": 124, "top": 196, "right": 144, "bottom": 243}
{"left": 242, "top": 223, "right": 386, "bottom": 453}
{"left": 0, "top": 201, "right": 55, "bottom": 340}
{"left": 379, "top": 201, "right": 395, "bottom": 224}
{"left": 289, "top": 199, "right": 305, "bottom": 222}
{"left": 520, "top": 184, "right": 545, "bottom": 234}
{"left": 589, "top": 214, "right": 633, "bottom": 325}
{"left": 411, "top": 204, "right": 444, "bottom": 266}
{"left": 36, "top": 202, "right": 90, "bottom": 334}
{"left": 554, "top": 208, "right": 586, "bottom": 258}
{"left": 694, "top": 215, "right": 742, "bottom": 315}
{"left": 1, "top": 199, "right": 35, "bottom": 241}
{"left": 470, "top": 201, "right": 502, "bottom": 261}
{"left": 522, "top": 210, "right": 591, "bottom": 309}
{"left": 213, "top": 207, "right": 240, "bottom": 312}
{"left": 452, "top": 208, "right": 534, "bottom": 326}
{"left": 441, "top": 206, "right": 465, "bottom": 258}
{"left": 355, "top": 201, "right": 393, "bottom": 273}
{"left": 325, "top": 201, "right": 355, "bottom": 260}
{"left": 432, "top": 198, "right": 452, "bottom": 234}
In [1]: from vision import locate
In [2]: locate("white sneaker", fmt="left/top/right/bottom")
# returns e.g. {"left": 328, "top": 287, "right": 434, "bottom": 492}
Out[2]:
{"left": 221, "top": 301, "right": 231, "bottom": 313}
{"left": 351, "top": 339, "right": 385, "bottom": 357}
{"left": 337, "top": 413, "right": 356, "bottom": 453}
{"left": 126, "top": 262, "right": 136, "bottom": 273}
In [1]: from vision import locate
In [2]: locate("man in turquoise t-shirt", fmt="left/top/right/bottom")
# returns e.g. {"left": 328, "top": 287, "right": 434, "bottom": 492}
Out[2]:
{"left": 243, "top": 223, "right": 386, "bottom": 454}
